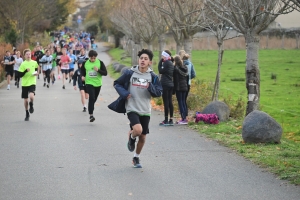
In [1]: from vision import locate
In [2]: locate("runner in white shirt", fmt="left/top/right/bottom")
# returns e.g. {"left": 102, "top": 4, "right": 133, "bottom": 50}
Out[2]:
{"left": 13, "top": 51, "right": 23, "bottom": 88}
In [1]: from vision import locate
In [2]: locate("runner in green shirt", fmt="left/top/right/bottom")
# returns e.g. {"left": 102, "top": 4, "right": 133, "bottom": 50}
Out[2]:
{"left": 81, "top": 50, "right": 107, "bottom": 122}
{"left": 18, "top": 49, "right": 39, "bottom": 121}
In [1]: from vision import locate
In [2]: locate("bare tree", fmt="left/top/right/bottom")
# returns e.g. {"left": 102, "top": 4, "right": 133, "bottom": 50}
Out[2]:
{"left": 110, "top": 0, "right": 169, "bottom": 64}
{"left": 201, "top": 7, "right": 233, "bottom": 101}
{"left": 206, "top": 0, "right": 294, "bottom": 115}
{"left": 287, "top": 0, "right": 300, "bottom": 11}
{"left": 151, "top": 0, "right": 205, "bottom": 55}
{"left": 0, "top": 0, "right": 74, "bottom": 44}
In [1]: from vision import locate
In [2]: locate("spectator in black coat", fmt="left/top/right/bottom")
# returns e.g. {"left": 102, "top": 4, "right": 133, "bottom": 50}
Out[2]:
{"left": 173, "top": 55, "right": 189, "bottom": 125}
{"left": 158, "top": 50, "right": 174, "bottom": 126}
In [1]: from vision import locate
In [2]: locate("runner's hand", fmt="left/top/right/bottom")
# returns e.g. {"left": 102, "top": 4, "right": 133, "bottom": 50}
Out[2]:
{"left": 93, "top": 66, "right": 98, "bottom": 71}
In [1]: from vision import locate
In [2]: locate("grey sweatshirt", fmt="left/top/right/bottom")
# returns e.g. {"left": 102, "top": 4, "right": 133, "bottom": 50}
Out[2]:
{"left": 126, "top": 66, "right": 153, "bottom": 116}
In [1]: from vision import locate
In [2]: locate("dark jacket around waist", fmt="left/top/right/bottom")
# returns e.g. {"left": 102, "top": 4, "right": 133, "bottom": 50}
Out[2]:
{"left": 173, "top": 65, "right": 188, "bottom": 92}
{"left": 73, "top": 68, "right": 85, "bottom": 87}
{"left": 113, "top": 67, "right": 163, "bottom": 100}
{"left": 158, "top": 59, "right": 174, "bottom": 88}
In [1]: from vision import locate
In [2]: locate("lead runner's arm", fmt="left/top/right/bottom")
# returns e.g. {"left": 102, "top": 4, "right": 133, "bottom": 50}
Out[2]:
{"left": 97, "top": 60, "right": 107, "bottom": 76}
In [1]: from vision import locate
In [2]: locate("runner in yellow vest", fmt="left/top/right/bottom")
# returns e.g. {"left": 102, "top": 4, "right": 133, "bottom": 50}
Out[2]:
{"left": 18, "top": 49, "right": 39, "bottom": 121}
{"left": 81, "top": 50, "right": 107, "bottom": 122}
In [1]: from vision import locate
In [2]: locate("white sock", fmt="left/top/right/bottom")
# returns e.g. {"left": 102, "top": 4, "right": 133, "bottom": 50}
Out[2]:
{"left": 131, "top": 134, "right": 136, "bottom": 140}
{"left": 134, "top": 153, "right": 139, "bottom": 158}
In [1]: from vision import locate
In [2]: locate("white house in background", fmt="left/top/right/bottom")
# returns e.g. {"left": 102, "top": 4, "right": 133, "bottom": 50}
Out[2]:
{"left": 272, "top": 10, "right": 300, "bottom": 28}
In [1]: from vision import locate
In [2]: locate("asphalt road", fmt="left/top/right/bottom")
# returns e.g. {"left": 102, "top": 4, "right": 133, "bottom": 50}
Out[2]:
{"left": 0, "top": 44, "right": 299, "bottom": 200}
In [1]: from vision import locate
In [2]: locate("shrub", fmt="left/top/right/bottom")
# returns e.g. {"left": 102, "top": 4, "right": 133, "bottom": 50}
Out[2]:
{"left": 187, "top": 79, "right": 214, "bottom": 113}
{"left": 0, "top": 43, "right": 13, "bottom": 83}
{"left": 223, "top": 95, "right": 246, "bottom": 119}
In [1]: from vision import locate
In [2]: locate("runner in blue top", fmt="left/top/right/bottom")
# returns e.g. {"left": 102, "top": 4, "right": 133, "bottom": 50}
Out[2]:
{"left": 68, "top": 48, "right": 77, "bottom": 83}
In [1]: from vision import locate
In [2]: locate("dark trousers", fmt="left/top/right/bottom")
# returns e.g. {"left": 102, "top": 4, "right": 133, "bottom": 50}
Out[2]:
{"left": 162, "top": 86, "right": 174, "bottom": 120}
{"left": 14, "top": 70, "right": 20, "bottom": 82}
{"left": 44, "top": 69, "right": 51, "bottom": 83}
{"left": 176, "top": 91, "right": 187, "bottom": 120}
{"left": 86, "top": 84, "right": 101, "bottom": 115}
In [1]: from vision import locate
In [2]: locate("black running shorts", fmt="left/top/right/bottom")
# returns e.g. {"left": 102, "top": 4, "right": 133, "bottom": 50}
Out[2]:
{"left": 5, "top": 67, "right": 13, "bottom": 77}
{"left": 21, "top": 85, "right": 36, "bottom": 99}
{"left": 127, "top": 112, "right": 150, "bottom": 135}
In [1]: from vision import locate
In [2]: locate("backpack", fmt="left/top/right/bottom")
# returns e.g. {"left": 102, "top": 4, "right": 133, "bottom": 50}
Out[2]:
{"left": 195, "top": 112, "right": 219, "bottom": 124}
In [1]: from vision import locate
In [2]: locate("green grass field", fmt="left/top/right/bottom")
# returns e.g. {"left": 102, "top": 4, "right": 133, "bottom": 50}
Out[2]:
{"left": 190, "top": 49, "right": 300, "bottom": 141}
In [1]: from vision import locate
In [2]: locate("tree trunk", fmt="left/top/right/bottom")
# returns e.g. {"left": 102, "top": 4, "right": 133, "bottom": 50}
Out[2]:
{"left": 158, "top": 34, "right": 166, "bottom": 62}
{"left": 183, "top": 37, "right": 193, "bottom": 56}
{"left": 176, "top": 43, "right": 182, "bottom": 55}
{"left": 245, "top": 33, "right": 260, "bottom": 116}
{"left": 212, "top": 41, "right": 224, "bottom": 101}
{"left": 133, "top": 43, "right": 142, "bottom": 66}
{"left": 147, "top": 43, "right": 153, "bottom": 51}
{"left": 296, "top": 33, "right": 299, "bottom": 49}
{"left": 266, "top": 34, "right": 269, "bottom": 49}
{"left": 281, "top": 33, "right": 285, "bottom": 49}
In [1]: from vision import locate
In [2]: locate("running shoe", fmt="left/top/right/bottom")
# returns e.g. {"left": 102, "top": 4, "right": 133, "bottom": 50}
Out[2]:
{"left": 90, "top": 115, "right": 95, "bottom": 122}
{"left": 47, "top": 84, "right": 49, "bottom": 88}
{"left": 25, "top": 113, "right": 30, "bottom": 121}
{"left": 29, "top": 102, "right": 34, "bottom": 114}
{"left": 17, "top": 82, "right": 19, "bottom": 88}
{"left": 159, "top": 120, "right": 169, "bottom": 126}
{"left": 127, "top": 133, "right": 136, "bottom": 152}
{"left": 69, "top": 79, "right": 71, "bottom": 83}
{"left": 132, "top": 157, "right": 142, "bottom": 168}
{"left": 15, "top": 82, "right": 17, "bottom": 86}
{"left": 168, "top": 119, "right": 174, "bottom": 126}
{"left": 62, "top": 85, "right": 65, "bottom": 89}
{"left": 43, "top": 83, "right": 46, "bottom": 87}
{"left": 178, "top": 119, "right": 188, "bottom": 125}
{"left": 7, "top": 85, "right": 10, "bottom": 90}
{"left": 83, "top": 107, "right": 87, "bottom": 112}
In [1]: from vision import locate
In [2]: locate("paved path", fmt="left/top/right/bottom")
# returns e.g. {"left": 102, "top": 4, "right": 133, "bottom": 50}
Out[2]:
{"left": 0, "top": 43, "right": 299, "bottom": 200}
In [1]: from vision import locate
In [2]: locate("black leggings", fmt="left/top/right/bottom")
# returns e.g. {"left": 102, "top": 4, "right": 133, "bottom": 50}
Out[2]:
{"left": 14, "top": 70, "right": 20, "bottom": 82}
{"left": 44, "top": 69, "right": 51, "bottom": 84}
{"left": 162, "top": 87, "right": 174, "bottom": 120}
{"left": 86, "top": 85, "right": 101, "bottom": 115}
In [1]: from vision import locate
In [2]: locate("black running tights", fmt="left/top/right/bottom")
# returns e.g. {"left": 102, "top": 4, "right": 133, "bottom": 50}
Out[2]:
{"left": 86, "top": 85, "right": 101, "bottom": 115}
{"left": 162, "top": 87, "right": 174, "bottom": 120}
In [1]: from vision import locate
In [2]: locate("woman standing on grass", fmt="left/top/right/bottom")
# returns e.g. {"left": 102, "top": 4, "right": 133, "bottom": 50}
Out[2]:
{"left": 158, "top": 50, "right": 174, "bottom": 126}
{"left": 173, "top": 55, "right": 189, "bottom": 125}
{"left": 179, "top": 50, "right": 196, "bottom": 117}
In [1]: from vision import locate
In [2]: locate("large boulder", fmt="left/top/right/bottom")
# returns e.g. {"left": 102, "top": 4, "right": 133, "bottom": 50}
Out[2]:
{"left": 115, "top": 64, "right": 126, "bottom": 72}
{"left": 121, "top": 66, "right": 130, "bottom": 75}
{"left": 242, "top": 110, "right": 282, "bottom": 143}
{"left": 112, "top": 62, "right": 120, "bottom": 71}
{"left": 202, "top": 101, "right": 230, "bottom": 122}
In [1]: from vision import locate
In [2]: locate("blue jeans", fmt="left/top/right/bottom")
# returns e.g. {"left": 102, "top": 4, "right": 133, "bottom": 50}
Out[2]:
{"left": 176, "top": 91, "right": 187, "bottom": 120}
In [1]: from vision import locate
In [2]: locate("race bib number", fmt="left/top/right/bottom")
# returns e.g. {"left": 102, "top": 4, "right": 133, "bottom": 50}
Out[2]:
{"left": 88, "top": 70, "right": 97, "bottom": 77}
{"left": 61, "top": 63, "right": 69, "bottom": 69}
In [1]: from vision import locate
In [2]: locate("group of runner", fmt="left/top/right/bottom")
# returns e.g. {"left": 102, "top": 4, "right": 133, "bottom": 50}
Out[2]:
{"left": 2, "top": 30, "right": 169, "bottom": 168}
